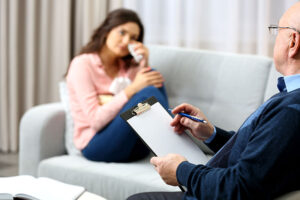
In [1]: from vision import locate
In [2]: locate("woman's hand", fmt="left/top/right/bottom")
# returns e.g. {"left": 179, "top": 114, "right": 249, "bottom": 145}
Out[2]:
{"left": 124, "top": 67, "right": 164, "bottom": 99}
{"left": 170, "top": 103, "right": 215, "bottom": 141}
{"left": 129, "top": 42, "right": 149, "bottom": 68}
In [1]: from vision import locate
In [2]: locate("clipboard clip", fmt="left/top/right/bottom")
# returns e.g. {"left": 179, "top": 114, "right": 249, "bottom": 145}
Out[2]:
{"left": 132, "top": 102, "right": 151, "bottom": 115}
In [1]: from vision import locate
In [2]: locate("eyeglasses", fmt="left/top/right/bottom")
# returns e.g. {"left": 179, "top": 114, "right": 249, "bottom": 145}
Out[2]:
{"left": 268, "top": 25, "right": 300, "bottom": 36}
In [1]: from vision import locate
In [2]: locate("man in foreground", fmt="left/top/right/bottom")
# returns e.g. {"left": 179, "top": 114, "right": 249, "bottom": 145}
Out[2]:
{"left": 128, "top": 2, "right": 300, "bottom": 200}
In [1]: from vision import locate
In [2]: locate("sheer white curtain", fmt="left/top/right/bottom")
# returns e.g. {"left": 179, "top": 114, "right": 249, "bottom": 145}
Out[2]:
{"left": 124, "top": 0, "right": 299, "bottom": 56}
{"left": 0, "top": 0, "right": 115, "bottom": 152}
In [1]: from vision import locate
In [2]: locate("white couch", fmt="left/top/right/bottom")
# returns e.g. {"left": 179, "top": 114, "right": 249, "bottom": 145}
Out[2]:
{"left": 19, "top": 45, "right": 286, "bottom": 199}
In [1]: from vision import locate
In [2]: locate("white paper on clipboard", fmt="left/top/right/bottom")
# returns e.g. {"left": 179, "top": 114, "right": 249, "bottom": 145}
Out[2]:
{"left": 121, "top": 96, "right": 209, "bottom": 165}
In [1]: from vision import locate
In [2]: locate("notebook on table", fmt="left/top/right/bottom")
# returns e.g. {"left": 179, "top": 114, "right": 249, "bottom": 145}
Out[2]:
{"left": 0, "top": 175, "right": 85, "bottom": 200}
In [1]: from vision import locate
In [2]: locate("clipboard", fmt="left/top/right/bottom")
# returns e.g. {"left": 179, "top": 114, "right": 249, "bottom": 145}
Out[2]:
{"left": 121, "top": 96, "right": 209, "bottom": 165}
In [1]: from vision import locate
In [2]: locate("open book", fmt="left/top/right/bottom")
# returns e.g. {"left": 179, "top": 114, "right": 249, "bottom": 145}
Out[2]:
{"left": 0, "top": 175, "right": 85, "bottom": 200}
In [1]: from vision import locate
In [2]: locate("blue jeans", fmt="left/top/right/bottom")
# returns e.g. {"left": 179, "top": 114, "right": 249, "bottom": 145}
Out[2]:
{"left": 82, "top": 86, "right": 169, "bottom": 162}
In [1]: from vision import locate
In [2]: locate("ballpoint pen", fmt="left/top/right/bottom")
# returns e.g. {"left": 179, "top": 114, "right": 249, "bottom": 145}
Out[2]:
{"left": 168, "top": 109, "right": 207, "bottom": 123}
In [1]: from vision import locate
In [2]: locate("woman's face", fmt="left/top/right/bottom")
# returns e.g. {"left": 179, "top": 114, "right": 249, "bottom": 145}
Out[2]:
{"left": 105, "top": 22, "right": 140, "bottom": 57}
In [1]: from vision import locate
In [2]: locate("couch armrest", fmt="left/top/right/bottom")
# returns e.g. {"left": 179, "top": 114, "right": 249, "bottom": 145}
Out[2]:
{"left": 19, "top": 103, "right": 67, "bottom": 176}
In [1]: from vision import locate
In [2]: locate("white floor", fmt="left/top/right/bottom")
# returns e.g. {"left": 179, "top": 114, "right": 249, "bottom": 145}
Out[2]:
{"left": 0, "top": 152, "right": 18, "bottom": 177}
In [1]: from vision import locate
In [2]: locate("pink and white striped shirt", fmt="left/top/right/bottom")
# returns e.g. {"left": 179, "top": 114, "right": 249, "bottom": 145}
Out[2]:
{"left": 66, "top": 53, "right": 140, "bottom": 150}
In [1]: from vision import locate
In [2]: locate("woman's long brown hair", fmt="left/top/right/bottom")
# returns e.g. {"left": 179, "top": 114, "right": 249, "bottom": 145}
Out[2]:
{"left": 65, "top": 8, "right": 144, "bottom": 76}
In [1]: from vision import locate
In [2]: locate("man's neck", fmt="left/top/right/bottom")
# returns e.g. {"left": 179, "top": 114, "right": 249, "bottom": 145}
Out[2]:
{"left": 282, "top": 60, "right": 300, "bottom": 76}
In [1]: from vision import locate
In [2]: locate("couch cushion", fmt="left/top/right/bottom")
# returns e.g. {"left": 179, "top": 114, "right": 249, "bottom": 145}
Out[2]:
{"left": 149, "top": 45, "right": 273, "bottom": 131}
{"left": 38, "top": 155, "right": 180, "bottom": 200}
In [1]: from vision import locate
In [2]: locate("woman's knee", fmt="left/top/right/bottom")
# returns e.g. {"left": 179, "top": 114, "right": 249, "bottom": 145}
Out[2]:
{"left": 134, "top": 86, "right": 168, "bottom": 107}
{"left": 125, "top": 86, "right": 158, "bottom": 107}
{"left": 136, "top": 86, "right": 168, "bottom": 100}
{"left": 138, "top": 85, "right": 158, "bottom": 95}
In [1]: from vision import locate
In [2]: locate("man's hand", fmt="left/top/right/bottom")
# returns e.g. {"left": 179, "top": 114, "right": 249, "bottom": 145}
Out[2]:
{"left": 170, "top": 103, "right": 215, "bottom": 141}
{"left": 150, "top": 154, "right": 187, "bottom": 186}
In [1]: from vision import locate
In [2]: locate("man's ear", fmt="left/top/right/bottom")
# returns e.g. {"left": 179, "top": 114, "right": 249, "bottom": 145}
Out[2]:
{"left": 288, "top": 32, "right": 300, "bottom": 58}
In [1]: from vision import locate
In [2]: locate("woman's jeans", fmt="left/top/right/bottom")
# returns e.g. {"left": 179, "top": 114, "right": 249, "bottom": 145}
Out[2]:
{"left": 82, "top": 86, "right": 169, "bottom": 162}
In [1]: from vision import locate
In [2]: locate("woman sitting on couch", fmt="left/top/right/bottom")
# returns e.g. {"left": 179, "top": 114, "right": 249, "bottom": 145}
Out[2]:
{"left": 65, "top": 8, "right": 168, "bottom": 162}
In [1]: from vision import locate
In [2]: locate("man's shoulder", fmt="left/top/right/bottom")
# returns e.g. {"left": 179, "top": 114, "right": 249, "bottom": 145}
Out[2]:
{"left": 282, "top": 88, "right": 300, "bottom": 105}
{"left": 261, "top": 89, "right": 300, "bottom": 118}
{"left": 271, "top": 89, "right": 300, "bottom": 105}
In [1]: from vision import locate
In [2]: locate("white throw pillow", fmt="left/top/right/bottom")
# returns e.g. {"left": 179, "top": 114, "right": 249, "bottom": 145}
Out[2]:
{"left": 59, "top": 81, "right": 82, "bottom": 156}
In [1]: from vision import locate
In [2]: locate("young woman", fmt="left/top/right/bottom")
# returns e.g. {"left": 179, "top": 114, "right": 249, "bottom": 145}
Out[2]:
{"left": 65, "top": 8, "right": 169, "bottom": 162}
